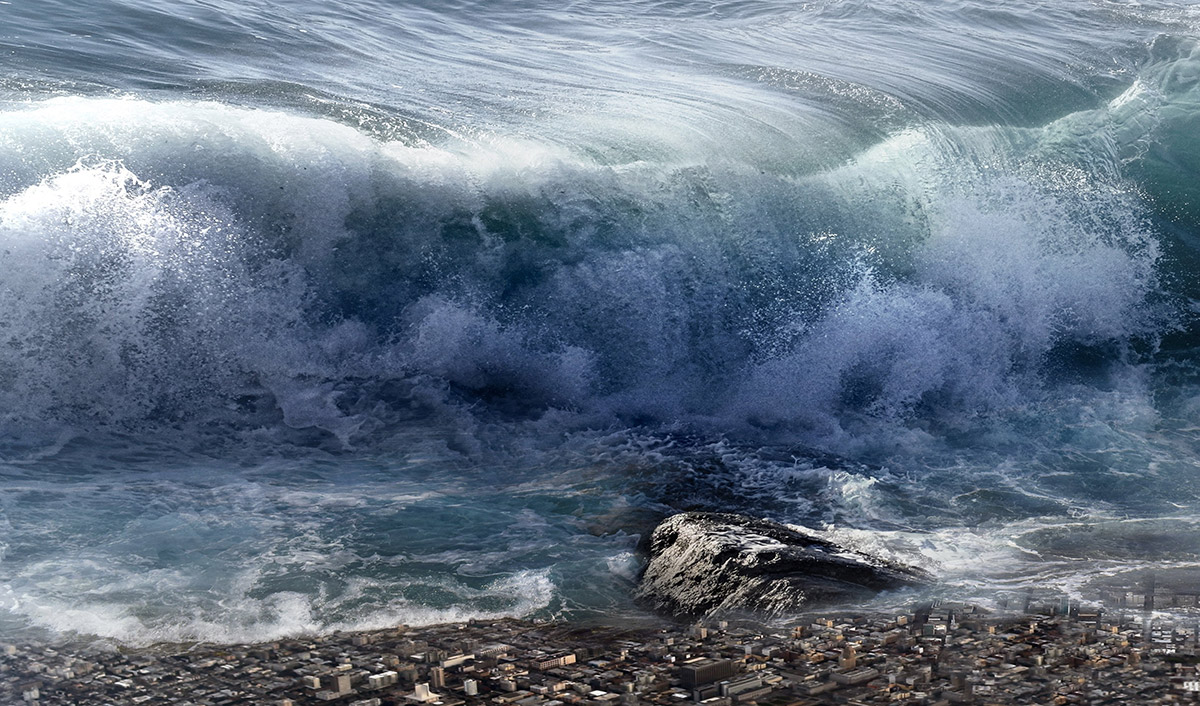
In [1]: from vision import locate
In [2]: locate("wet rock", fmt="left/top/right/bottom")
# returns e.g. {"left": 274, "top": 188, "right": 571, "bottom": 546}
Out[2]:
{"left": 634, "top": 512, "right": 931, "bottom": 617}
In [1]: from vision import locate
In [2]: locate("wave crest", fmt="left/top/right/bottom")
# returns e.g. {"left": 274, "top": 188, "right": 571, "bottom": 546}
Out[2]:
{"left": 0, "top": 97, "right": 1169, "bottom": 449}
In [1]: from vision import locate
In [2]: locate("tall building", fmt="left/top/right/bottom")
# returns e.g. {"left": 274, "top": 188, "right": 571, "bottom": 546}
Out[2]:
{"left": 463, "top": 678, "right": 479, "bottom": 696}
{"left": 408, "top": 683, "right": 436, "bottom": 703}
{"left": 429, "top": 666, "right": 446, "bottom": 689}
{"left": 838, "top": 645, "right": 857, "bottom": 670}
{"left": 679, "top": 658, "right": 734, "bottom": 688}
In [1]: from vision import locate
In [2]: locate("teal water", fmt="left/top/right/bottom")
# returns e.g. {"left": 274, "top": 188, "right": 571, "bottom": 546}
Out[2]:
{"left": 2, "top": 0, "right": 1200, "bottom": 645}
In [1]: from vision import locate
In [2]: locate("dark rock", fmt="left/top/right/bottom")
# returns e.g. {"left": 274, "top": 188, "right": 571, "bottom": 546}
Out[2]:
{"left": 634, "top": 512, "right": 932, "bottom": 617}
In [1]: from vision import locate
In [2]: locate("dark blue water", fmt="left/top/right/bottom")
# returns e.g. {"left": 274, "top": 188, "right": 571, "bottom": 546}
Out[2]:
{"left": 2, "top": 0, "right": 1200, "bottom": 645}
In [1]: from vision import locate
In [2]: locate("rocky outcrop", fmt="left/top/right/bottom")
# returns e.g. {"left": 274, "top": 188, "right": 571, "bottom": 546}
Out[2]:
{"left": 634, "top": 512, "right": 931, "bottom": 618}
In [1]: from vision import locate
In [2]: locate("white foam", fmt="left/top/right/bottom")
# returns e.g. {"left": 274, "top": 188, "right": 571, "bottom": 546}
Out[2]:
{"left": 3, "top": 556, "right": 556, "bottom": 646}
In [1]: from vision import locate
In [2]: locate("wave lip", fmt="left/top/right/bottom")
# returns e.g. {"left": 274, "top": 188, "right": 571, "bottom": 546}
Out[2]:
{"left": 0, "top": 95, "right": 1172, "bottom": 451}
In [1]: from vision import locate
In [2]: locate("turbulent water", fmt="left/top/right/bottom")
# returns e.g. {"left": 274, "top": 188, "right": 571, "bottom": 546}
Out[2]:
{"left": 1, "top": 0, "right": 1200, "bottom": 645}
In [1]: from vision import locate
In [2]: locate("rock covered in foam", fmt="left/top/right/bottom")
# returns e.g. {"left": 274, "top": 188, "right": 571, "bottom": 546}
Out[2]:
{"left": 634, "top": 512, "right": 931, "bottom": 617}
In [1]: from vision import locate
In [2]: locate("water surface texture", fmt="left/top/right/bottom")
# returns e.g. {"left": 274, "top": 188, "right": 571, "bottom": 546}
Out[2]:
{"left": 2, "top": 0, "right": 1200, "bottom": 644}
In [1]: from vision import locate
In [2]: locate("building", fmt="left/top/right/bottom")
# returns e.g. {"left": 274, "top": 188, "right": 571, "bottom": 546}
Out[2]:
{"left": 368, "top": 671, "right": 399, "bottom": 689}
{"left": 831, "top": 668, "right": 880, "bottom": 686}
{"left": 408, "top": 683, "right": 439, "bottom": 703}
{"left": 838, "top": 645, "right": 857, "bottom": 670}
{"left": 533, "top": 653, "right": 577, "bottom": 670}
{"left": 442, "top": 654, "right": 474, "bottom": 668}
{"left": 680, "top": 659, "right": 735, "bottom": 688}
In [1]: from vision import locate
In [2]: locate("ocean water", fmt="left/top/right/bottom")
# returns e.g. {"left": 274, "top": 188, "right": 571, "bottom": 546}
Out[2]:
{"left": 1, "top": 0, "right": 1199, "bottom": 645}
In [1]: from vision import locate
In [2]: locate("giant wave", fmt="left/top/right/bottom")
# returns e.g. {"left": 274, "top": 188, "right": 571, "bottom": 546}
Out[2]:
{"left": 0, "top": 88, "right": 1175, "bottom": 454}
{"left": 3, "top": 0, "right": 1200, "bottom": 647}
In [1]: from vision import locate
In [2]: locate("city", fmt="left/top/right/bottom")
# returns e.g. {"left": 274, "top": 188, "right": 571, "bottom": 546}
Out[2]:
{"left": 6, "top": 593, "right": 1200, "bottom": 706}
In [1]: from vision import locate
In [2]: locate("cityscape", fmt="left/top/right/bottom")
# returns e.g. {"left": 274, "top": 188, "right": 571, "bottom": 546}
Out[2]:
{"left": 7, "top": 589, "right": 1200, "bottom": 706}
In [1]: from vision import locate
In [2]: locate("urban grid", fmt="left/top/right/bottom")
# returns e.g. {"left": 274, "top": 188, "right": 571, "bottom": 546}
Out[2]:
{"left": 7, "top": 596, "right": 1200, "bottom": 706}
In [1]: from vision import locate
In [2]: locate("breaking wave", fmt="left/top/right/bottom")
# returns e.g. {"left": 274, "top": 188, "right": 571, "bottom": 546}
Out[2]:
{"left": 3, "top": 0, "right": 1200, "bottom": 647}
{"left": 0, "top": 89, "right": 1177, "bottom": 454}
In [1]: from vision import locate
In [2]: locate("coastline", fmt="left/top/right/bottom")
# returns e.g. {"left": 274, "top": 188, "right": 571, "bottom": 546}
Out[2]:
{"left": 4, "top": 602, "right": 1195, "bottom": 706}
